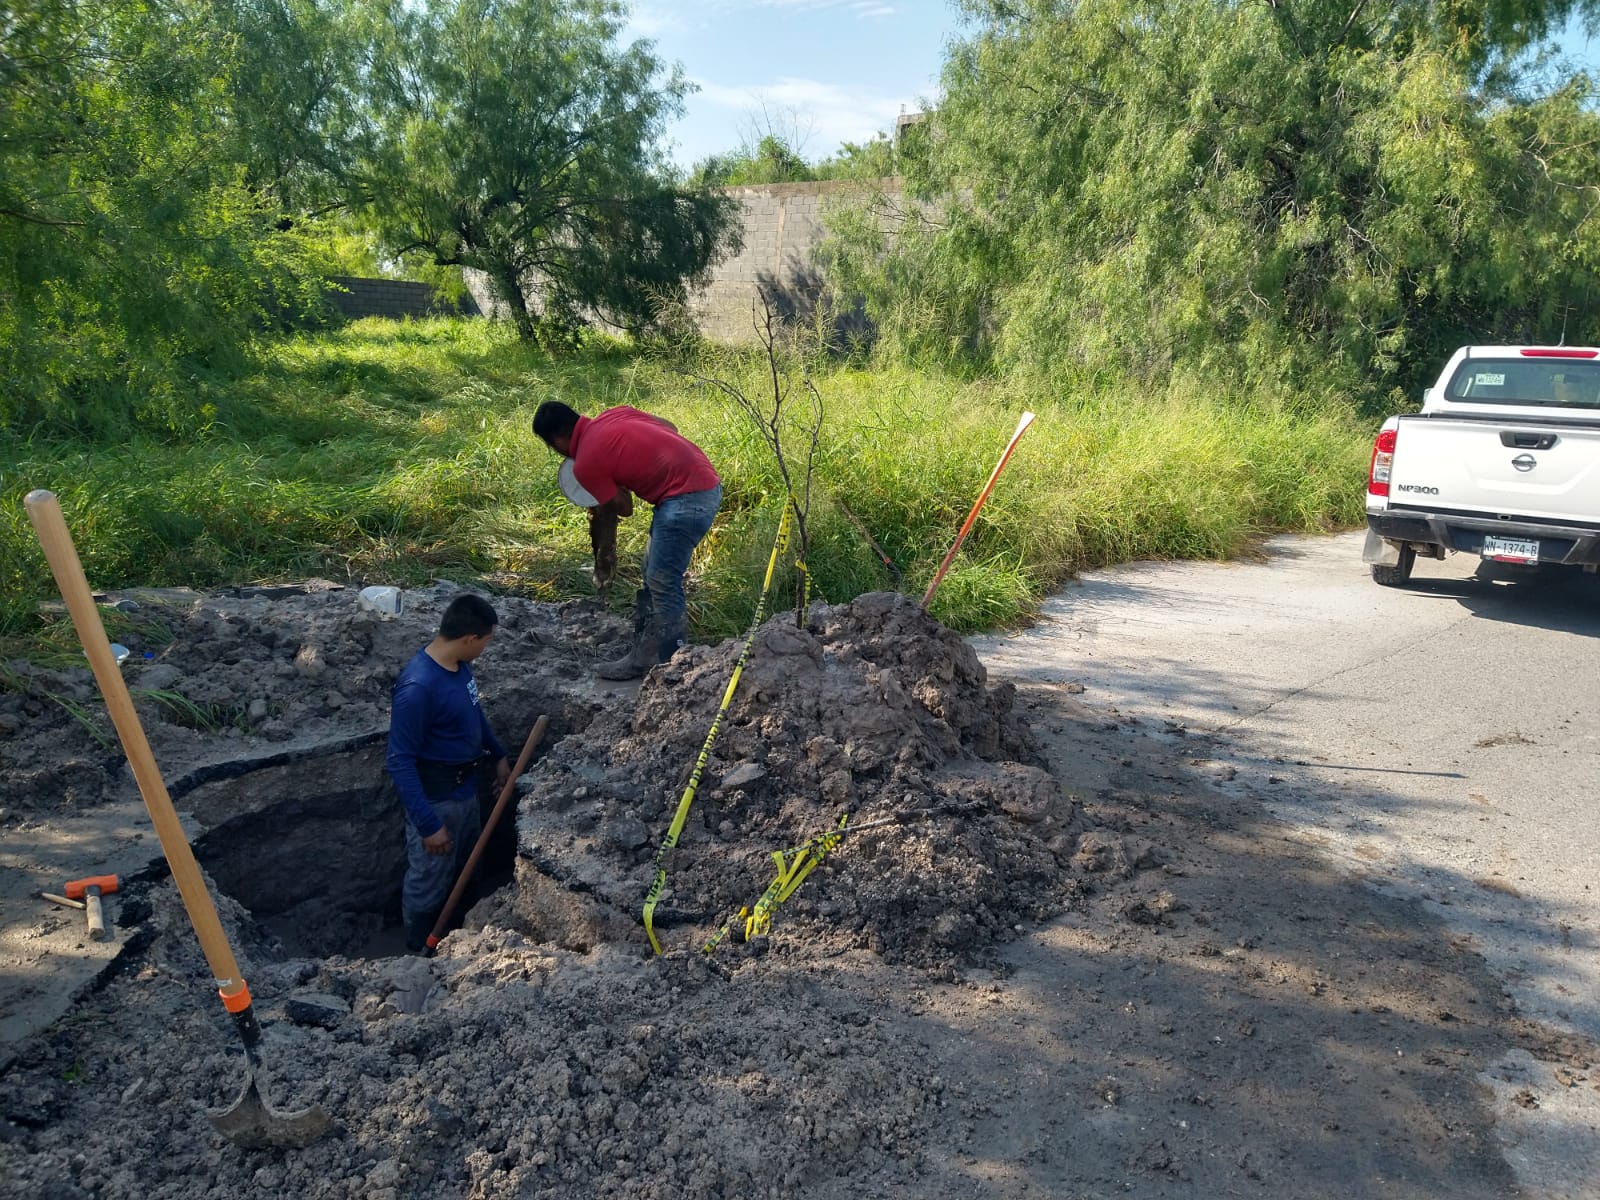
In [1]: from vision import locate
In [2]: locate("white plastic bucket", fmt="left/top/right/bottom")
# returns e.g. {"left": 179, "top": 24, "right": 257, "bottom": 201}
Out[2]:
{"left": 358, "top": 585, "right": 404, "bottom": 620}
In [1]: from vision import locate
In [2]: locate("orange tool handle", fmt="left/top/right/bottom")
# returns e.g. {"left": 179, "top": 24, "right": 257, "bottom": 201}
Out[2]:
{"left": 64, "top": 874, "right": 120, "bottom": 899}
{"left": 921, "top": 411, "right": 1036, "bottom": 609}
{"left": 426, "top": 715, "right": 550, "bottom": 951}
{"left": 25, "top": 490, "right": 251, "bottom": 1006}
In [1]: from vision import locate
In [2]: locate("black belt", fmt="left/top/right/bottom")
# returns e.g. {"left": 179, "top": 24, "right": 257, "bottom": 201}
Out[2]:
{"left": 415, "top": 757, "right": 483, "bottom": 798}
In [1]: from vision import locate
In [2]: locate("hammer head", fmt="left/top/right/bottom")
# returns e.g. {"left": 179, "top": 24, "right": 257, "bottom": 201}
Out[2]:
{"left": 64, "top": 874, "right": 119, "bottom": 899}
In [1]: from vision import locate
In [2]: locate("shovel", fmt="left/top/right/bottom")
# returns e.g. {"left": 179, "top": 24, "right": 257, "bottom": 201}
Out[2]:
{"left": 25, "top": 490, "right": 333, "bottom": 1151}
{"left": 425, "top": 713, "right": 550, "bottom": 954}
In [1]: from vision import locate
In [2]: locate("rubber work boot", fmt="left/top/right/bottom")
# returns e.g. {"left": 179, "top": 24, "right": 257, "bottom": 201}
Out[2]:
{"left": 657, "top": 614, "right": 687, "bottom": 664}
{"left": 596, "top": 589, "right": 657, "bottom": 680}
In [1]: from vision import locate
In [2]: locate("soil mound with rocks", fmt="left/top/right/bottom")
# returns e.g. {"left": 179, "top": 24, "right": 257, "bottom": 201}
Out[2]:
{"left": 0, "top": 582, "right": 629, "bottom": 820}
{"left": 512, "top": 592, "right": 1085, "bottom": 967}
{"left": 2, "top": 586, "right": 1089, "bottom": 1200}
{"left": 5, "top": 877, "right": 950, "bottom": 1200}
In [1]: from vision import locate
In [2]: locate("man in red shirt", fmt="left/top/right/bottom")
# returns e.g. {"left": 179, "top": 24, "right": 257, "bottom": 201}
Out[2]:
{"left": 533, "top": 400, "right": 722, "bottom": 678}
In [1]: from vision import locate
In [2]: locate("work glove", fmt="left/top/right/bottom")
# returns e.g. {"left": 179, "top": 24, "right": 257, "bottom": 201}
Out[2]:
{"left": 587, "top": 488, "right": 633, "bottom": 591}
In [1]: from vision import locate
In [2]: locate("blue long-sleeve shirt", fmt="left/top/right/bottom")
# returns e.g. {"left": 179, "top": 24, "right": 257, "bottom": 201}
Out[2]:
{"left": 386, "top": 649, "right": 506, "bottom": 835}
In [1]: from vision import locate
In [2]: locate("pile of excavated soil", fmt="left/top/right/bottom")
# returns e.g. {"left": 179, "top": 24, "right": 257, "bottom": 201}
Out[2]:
{"left": 4, "top": 877, "right": 951, "bottom": 1200}
{"left": 0, "top": 582, "right": 630, "bottom": 821}
{"left": 0, "top": 575, "right": 1544, "bottom": 1200}
{"left": 510, "top": 592, "right": 1085, "bottom": 968}
{"left": 1, "top": 584, "right": 1091, "bottom": 1200}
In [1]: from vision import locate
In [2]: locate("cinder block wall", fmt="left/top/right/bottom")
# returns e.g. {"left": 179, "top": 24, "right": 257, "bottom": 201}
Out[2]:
{"left": 689, "top": 179, "right": 894, "bottom": 341}
{"left": 327, "top": 276, "right": 481, "bottom": 321}
{"left": 463, "top": 178, "right": 904, "bottom": 343}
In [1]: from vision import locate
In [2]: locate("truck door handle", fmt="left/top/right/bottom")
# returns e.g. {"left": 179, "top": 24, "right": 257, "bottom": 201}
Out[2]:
{"left": 1501, "top": 431, "right": 1557, "bottom": 450}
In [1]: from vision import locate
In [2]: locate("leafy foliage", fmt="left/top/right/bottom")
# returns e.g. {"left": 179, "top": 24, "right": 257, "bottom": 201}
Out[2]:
{"left": 0, "top": 0, "right": 737, "bottom": 435}
{"left": 2, "top": 319, "right": 1370, "bottom": 639}
{"left": 690, "top": 136, "right": 816, "bottom": 187}
{"left": 826, "top": 0, "right": 1600, "bottom": 407}
{"left": 350, "top": 0, "right": 740, "bottom": 349}
{"left": 687, "top": 131, "right": 903, "bottom": 188}
{"left": 0, "top": 0, "right": 330, "bottom": 437}
{"left": 211, "top": 0, "right": 371, "bottom": 213}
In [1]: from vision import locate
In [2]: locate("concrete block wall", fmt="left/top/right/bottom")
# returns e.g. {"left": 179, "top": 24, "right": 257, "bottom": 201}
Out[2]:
{"left": 462, "top": 179, "right": 905, "bottom": 343}
{"left": 688, "top": 179, "right": 899, "bottom": 342}
{"left": 327, "top": 276, "right": 481, "bottom": 321}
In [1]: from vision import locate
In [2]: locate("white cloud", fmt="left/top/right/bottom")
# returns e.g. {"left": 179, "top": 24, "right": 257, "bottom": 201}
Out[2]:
{"left": 692, "top": 75, "right": 916, "bottom": 153}
{"left": 624, "top": 4, "right": 682, "bottom": 38}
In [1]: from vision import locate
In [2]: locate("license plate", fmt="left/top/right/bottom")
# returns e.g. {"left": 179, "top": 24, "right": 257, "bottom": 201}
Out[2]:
{"left": 1482, "top": 536, "right": 1540, "bottom": 563}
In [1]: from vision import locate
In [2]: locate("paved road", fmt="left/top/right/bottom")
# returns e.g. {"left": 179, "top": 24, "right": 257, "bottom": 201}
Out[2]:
{"left": 971, "top": 530, "right": 1600, "bottom": 1194}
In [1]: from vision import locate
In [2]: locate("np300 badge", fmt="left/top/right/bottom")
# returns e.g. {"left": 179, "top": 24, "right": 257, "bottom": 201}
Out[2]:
{"left": 1396, "top": 483, "right": 1440, "bottom": 494}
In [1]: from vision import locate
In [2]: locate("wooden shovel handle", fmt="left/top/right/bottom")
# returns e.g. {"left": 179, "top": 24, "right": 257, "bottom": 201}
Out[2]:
{"left": 24, "top": 490, "right": 249, "bottom": 1007}
{"left": 427, "top": 714, "right": 550, "bottom": 951}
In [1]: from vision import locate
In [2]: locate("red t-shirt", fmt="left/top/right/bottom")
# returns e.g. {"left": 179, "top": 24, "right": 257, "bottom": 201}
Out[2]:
{"left": 569, "top": 407, "right": 720, "bottom": 506}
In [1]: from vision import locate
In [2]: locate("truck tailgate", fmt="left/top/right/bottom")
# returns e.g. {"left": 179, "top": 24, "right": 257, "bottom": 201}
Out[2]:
{"left": 1390, "top": 415, "right": 1600, "bottom": 522}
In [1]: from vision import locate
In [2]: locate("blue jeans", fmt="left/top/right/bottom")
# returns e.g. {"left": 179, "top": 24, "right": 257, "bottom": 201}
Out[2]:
{"left": 402, "top": 790, "right": 482, "bottom": 926}
{"left": 644, "top": 484, "right": 721, "bottom": 652}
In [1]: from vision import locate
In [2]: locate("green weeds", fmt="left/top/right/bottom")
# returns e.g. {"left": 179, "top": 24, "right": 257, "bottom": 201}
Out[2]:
{"left": 128, "top": 688, "right": 223, "bottom": 732}
{"left": 1, "top": 318, "right": 1372, "bottom": 644}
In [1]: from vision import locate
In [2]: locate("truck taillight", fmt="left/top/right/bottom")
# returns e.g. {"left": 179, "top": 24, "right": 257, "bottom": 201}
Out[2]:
{"left": 1520, "top": 348, "right": 1599, "bottom": 358}
{"left": 1369, "top": 428, "right": 1397, "bottom": 496}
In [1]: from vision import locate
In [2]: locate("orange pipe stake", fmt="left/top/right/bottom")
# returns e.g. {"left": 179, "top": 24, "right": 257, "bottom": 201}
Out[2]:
{"left": 921, "top": 411, "right": 1036, "bottom": 609}
{"left": 426, "top": 714, "right": 550, "bottom": 953}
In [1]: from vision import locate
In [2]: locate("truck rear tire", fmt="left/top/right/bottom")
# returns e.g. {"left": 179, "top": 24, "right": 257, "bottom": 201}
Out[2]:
{"left": 1371, "top": 544, "right": 1416, "bottom": 587}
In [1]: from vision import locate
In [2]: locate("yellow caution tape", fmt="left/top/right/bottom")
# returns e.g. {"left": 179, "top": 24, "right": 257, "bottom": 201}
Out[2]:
{"left": 642, "top": 505, "right": 793, "bottom": 955}
{"left": 703, "top": 813, "right": 851, "bottom": 955}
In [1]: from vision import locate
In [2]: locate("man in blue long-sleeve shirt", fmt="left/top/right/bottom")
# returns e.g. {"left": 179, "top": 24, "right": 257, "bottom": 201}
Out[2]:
{"left": 387, "top": 593, "right": 510, "bottom": 951}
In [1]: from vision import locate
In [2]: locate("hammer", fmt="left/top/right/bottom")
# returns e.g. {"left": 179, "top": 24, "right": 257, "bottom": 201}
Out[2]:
{"left": 63, "top": 875, "right": 119, "bottom": 941}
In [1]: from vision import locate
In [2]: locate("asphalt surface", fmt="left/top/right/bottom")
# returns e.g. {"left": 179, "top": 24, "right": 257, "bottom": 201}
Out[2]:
{"left": 971, "top": 530, "right": 1600, "bottom": 1196}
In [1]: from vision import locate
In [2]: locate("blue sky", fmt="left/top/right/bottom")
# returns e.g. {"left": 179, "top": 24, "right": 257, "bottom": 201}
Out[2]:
{"left": 632, "top": 3, "right": 1600, "bottom": 171}
{"left": 626, "top": 0, "right": 959, "bottom": 168}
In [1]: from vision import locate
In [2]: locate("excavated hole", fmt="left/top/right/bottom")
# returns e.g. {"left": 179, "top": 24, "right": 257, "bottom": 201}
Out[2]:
{"left": 177, "top": 736, "right": 543, "bottom": 960}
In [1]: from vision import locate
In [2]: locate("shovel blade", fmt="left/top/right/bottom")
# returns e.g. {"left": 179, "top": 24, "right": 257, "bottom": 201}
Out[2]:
{"left": 208, "top": 1075, "right": 333, "bottom": 1150}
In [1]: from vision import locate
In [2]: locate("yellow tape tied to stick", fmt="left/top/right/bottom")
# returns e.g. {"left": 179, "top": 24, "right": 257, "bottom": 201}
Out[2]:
{"left": 702, "top": 803, "right": 986, "bottom": 955}
{"left": 642, "top": 504, "right": 793, "bottom": 954}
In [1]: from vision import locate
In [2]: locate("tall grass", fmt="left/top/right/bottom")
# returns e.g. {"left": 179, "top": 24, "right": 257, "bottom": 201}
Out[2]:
{"left": 1, "top": 317, "right": 1371, "bottom": 645}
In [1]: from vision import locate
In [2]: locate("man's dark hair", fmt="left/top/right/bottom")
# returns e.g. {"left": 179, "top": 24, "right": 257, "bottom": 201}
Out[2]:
{"left": 533, "top": 400, "right": 580, "bottom": 447}
{"left": 439, "top": 593, "right": 497, "bottom": 640}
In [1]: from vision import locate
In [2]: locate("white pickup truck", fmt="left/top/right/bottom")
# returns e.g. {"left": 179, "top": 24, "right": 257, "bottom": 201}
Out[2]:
{"left": 1364, "top": 345, "right": 1600, "bottom": 586}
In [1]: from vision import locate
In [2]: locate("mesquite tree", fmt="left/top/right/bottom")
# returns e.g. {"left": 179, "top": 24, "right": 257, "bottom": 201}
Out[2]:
{"left": 826, "top": 0, "right": 1600, "bottom": 408}
{"left": 351, "top": 0, "right": 739, "bottom": 349}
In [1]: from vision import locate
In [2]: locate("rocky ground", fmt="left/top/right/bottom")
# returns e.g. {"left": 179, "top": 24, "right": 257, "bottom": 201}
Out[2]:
{"left": 0, "top": 581, "right": 1580, "bottom": 1197}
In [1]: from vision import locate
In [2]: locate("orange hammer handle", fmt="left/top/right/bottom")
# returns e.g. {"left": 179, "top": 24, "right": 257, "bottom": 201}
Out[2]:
{"left": 64, "top": 874, "right": 120, "bottom": 899}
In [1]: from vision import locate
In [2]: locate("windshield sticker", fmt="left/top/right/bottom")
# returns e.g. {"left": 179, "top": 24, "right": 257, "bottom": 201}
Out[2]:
{"left": 1474, "top": 372, "right": 1506, "bottom": 386}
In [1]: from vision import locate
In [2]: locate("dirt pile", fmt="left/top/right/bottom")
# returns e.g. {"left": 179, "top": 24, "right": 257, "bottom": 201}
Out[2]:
{"left": 511, "top": 591, "right": 1085, "bottom": 967}
{"left": 2, "top": 586, "right": 1079, "bottom": 1200}
{"left": 4, "top": 882, "right": 949, "bottom": 1200}
{"left": 0, "top": 582, "right": 629, "bottom": 820}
